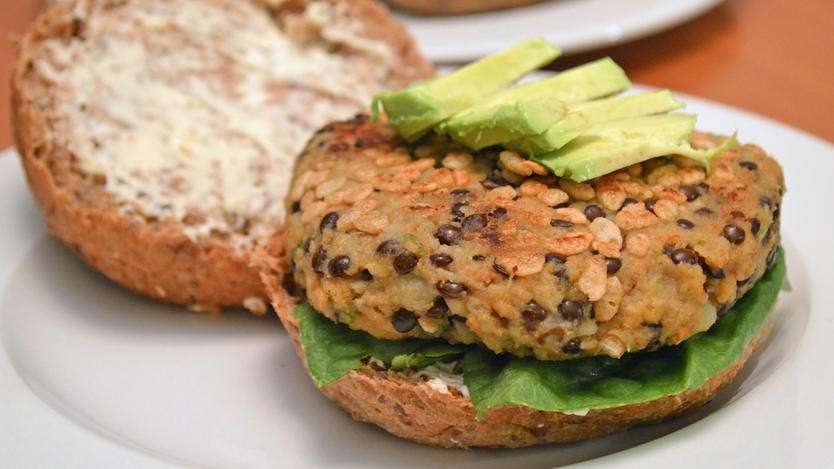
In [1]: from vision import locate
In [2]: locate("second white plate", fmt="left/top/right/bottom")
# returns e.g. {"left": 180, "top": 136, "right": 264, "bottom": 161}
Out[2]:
{"left": 395, "top": 0, "right": 724, "bottom": 63}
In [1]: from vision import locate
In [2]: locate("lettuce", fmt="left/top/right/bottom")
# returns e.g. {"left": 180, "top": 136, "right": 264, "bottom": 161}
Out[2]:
{"left": 295, "top": 250, "right": 786, "bottom": 418}
{"left": 296, "top": 305, "right": 463, "bottom": 387}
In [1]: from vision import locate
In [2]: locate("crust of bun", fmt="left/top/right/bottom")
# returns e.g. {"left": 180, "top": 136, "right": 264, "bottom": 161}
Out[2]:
{"left": 12, "top": 0, "right": 432, "bottom": 311}
{"left": 260, "top": 239, "right": 770, "bottom": 448}
{"left": 385, "top": 0, "right": 545, "bottom": 16}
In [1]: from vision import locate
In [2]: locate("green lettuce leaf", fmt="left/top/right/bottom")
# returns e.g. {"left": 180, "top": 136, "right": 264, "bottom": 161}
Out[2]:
{"left": 294, "top": 250, "right": 786, "bottom": 418}
{"left": 295, "top": 305, "right": 464, "bottom": 387}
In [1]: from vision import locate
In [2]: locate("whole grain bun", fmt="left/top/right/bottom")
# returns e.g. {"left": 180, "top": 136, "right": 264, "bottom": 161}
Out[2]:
{"left": 12, "top": 0, "right": 433, "bottom": 312}
{"left": 386, "top": 0, "right": 546, "bottom": 16}
{"left": 258, "top": 241, "right": 770, "bottom": 448}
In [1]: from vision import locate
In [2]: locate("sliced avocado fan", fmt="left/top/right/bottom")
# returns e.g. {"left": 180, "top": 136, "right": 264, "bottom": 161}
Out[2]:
{"left": 371, "top": 40, "right": 737, "bottom": 180}
{"left": 371, "top": 38, "right": 560, "bottom": 142}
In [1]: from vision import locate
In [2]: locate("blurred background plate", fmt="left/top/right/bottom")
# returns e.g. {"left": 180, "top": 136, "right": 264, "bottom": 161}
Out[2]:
{"left": 394, "top": 0, "right": 725, "bottom": 63}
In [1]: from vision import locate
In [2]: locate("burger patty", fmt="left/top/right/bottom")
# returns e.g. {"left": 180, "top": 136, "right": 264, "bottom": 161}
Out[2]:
{"left": 283, "top": 116, "right": 784, "bottom": 360}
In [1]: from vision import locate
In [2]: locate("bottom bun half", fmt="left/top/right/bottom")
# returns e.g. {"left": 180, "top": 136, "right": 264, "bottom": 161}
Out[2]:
{"left": 261, "top": 261, "right": 769, "bottom": 449}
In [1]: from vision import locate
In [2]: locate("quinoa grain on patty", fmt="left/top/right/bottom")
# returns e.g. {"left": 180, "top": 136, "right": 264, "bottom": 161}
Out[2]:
{"left": 282, "top": 115, "right": 784, "bottom": 361}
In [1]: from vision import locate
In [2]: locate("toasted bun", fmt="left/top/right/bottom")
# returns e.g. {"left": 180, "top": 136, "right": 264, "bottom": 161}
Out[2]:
{"left": 385, "top": 0, "right": 546, "bottom": 15}
{"left": 259, "top": 242, "right": 769, "bottom": 448}
{"left": 12, "top": 0, "right": 433, "bottom": 312}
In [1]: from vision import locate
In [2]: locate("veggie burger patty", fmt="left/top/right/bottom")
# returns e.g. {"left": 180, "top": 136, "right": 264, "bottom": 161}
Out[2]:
{"left": 284, "top": 116, "right": 784, "bottom": 361}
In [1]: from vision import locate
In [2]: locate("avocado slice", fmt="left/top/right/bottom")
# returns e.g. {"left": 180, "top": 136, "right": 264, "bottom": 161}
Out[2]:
{"left": 440, "top": 95, "right": 568, "bottom": 150}
{"left": 441, "top": 57, "right": 631, "bottom": 150}
{"left": 537, "top": 114, "right": 737, "bottom": 182}
{"left": 371, "top": 39, "right": 561, "bottom": 142}
{"left": 520, "top": 57, "right": 631, "bottom": 105}
{"left": 574, "top": 112, "right": 696, "bottom": 142}
{"left": 508, "top": 90, "right": 684, "bottom": 156}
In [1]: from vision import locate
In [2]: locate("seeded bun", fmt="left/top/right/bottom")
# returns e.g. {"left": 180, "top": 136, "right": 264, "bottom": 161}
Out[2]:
{"left": 386, "top": 0, "right": 547, "bottom": 16}
{"left": 259, "top": 240, "right": 771, "bottom": 448}
{"left": 12, "top": 0, "right": 433, "bottom": 312}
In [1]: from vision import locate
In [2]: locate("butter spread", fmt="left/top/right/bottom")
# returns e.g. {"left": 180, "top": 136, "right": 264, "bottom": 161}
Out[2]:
{"left": 415, "top": 362, "right": 470, "bottom": 397}
{"left": 34, "top": 0, "right": 394, "bottom": 249}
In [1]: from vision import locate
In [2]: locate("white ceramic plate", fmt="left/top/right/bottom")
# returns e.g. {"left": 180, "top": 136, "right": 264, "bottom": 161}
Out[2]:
{"left": 394, "top": 0, "right": 725, "bottom": 63}
{"left": 2, "top": 90, "right": 834, "bottom": 469}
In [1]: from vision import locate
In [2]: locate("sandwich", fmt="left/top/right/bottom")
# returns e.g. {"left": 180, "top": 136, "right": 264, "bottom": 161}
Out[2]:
{"left": 258, "top": 39, "right": 786, "bottom": 447}
{"left": 12, "top": 0, "right": 432, "bottom": 312}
